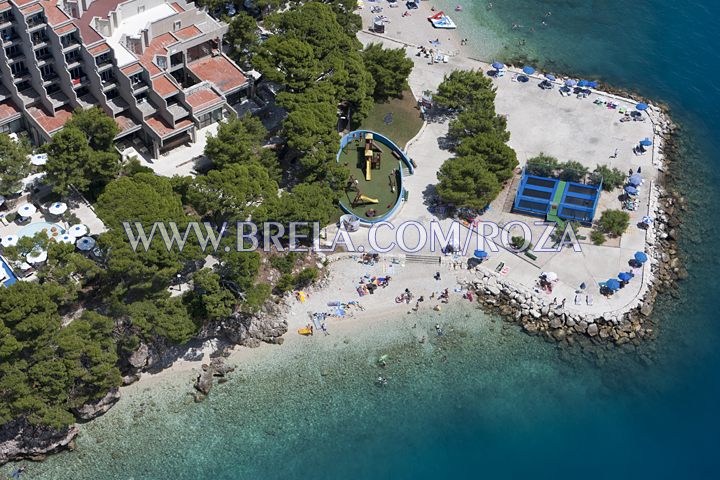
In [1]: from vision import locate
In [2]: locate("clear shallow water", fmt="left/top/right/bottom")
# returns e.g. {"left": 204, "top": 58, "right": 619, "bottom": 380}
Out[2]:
{"left": 6, "top": 1, "right": 720, "bottom": 478}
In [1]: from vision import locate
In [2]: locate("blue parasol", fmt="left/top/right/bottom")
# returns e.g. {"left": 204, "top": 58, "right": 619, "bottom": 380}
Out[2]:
{"left": 577, "top": 79, "right": 589, "bottom": 87}
{"left": 639, "top": 138, "right": 653, "bottom": 147}
{"left": 624, "top": 185, "right": 638, "bottom": 195}
{"left": 473, "top": 249, "right": 489, "bottom": 259}
{"left": 522, "top": 66, "right": 535, "bottom": 75}
{"left": 636, "top": 102, "right": 649, "bottom": 111}
{"left": 606, "top": 279, "right": 621, "bottom": 291}
{"left": 634, "top": 251, "right": 648, "bottom": 263}
{"left": 587, "top": 81, "right": 598, "bottom": 88}
{"left": 544, "top": 73, "right": 556, "bottom": 81}
{"left": 565, "top": 79, "right": 577, "bottom": 87}
{"left": 618, "top": 272, "right": 632, "bottom": 282}
{"left": 629, "top": 174, "right": 642, "bottom": 186}
{"left": 492, "top": 62, "right": 505, "bottom": 70}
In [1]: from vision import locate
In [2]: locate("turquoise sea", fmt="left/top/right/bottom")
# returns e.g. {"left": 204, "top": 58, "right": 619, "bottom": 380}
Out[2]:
{"left": 5, "top": 1, "right": 720, "bottom": 478}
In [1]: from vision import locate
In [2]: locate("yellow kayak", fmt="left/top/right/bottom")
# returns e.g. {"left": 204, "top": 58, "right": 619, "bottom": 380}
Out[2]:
{"left": 298, "top": 327, "right": 313, "bottom": 336}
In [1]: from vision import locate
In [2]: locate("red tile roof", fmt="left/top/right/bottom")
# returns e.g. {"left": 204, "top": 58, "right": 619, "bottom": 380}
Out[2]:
{"left": 146, "top": 115, "right": 193, "bottom": 138}
{"left": 121, "top": 63, "right": 143, "bottom": 77}
{"left": 170, "top": 2, "right": 184, "bottom": 13}
{"left": 186, "top": 87, "right": 223, "bottom": 111}
{"left": 21, "top": 3, "right": 43, "bottom": 14}
{"left": 0, "top": 2, "right": 11, "bottom": 13}
{"left": 115, "top": 113, "right": 138, "bottom": 132}
{"left": 88, "top": 42, "right": 111, "bottom": 56}
{"left": 152, "top": 75, "right": 179, "bottom": 97}
{"left": 13, "top": 0, "right": 37, "bottom": 7}
{"left": 42, "top": 0, "right": 70, "bottom": 26}
{"left": 28, "top": 105, "right": 73, "bottom": 133}
{"left": 54, "top": 22, "right": 77, "bottom": 35}
{"left": 139, "top": 32, "right": 178, "bottom": 76}
{"left": 0, "top": 100, "right": 21, "bottom": 123}
{"left": 188, "top": 55, "right": 248, "bottom": 94}
{"left": 173, "top": 25, "right": 201, "bottom": 41}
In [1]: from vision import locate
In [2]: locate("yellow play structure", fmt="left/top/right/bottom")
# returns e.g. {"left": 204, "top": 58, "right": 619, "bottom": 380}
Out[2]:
{"left": 352, "top": 192, "right": 379, "bottom": 207}
{"left": 364, "top": 133, "right": 382, "bottom": 181}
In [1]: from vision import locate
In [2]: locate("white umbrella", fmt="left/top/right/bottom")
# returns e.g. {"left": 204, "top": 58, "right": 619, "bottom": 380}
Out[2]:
{"left": 56, "top": 234, "right": 74, "bottom": 244}
{"left": 48, "top": 202, "right": 68, "bottom": 215}
{"left": 17, "top": 203, "right": 37, "bottom": 218}
{"left": 26, "top": 249, "right": 48, "bottom": 264}
{"left": 0, "top": 195, "right": 5, "bottom": 206}
{"left": 543, "top": 272, "right": 558, "bottom": 282}
{"left": 68, "top": 224, "right": 88, "bottom": 238}
{"left": 642, "top": 215, "right": 654, "bottom": 225}
{"left": 1, "top": 235, "right": 19, "bottom": 247}
{"left": 76, "top": 236, "right": 96, "bottom": 251}
{"left": 29, "top": 153, "right": 48, "bottom": 166}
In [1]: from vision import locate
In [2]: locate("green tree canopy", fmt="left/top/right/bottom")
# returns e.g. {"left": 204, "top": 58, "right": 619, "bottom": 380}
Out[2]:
{"left": 187, "top": 162, "right": 278, "bottom": 223}
{"left": 434, "top": 70, "right": 496, "bottom": 111}
{"left": 436, "top": 155, "right": 502, "bottom": 210}
{"left": 0, "top": 133, "right": 31, "bottom": 197}
{"left": 361, "top": 43, "right": 413, "bottom": 100}
{"left": 204, "top": 116, "right": 277, "bottom": 173}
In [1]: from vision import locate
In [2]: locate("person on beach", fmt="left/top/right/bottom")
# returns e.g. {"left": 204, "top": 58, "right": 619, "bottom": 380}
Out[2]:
{"left": 434, "top": 271, "right": 441, "bottom": 281}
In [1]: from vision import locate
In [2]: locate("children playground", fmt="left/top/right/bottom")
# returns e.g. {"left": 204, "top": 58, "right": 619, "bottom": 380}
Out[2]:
{"left": 336, "top": 130, "right": 413, "bottom": 222}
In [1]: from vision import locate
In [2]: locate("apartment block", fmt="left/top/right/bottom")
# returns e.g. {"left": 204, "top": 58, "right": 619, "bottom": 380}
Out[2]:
{"left": 0, "top": 0, "right": 251, "bottom": 157}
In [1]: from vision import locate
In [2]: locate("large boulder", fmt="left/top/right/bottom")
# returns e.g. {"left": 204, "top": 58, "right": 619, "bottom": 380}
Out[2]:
{"left": 72, "top": 388, "right": 121, "bottom": 421}
{"left": 0, "top": 418, "right": 78, "bottom": 464}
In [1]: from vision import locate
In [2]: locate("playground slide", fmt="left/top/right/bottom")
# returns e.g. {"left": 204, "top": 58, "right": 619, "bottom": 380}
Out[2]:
{"left": 366, "top": 158, "right": 372, "bottom": 181}
{"left": 358, "top": 194, "right": 379, "bottom": 204}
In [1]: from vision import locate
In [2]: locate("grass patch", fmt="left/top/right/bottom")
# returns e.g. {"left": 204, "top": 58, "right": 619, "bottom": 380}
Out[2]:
{"left": 359, "top": 90, "right": 423, "bottom": 147}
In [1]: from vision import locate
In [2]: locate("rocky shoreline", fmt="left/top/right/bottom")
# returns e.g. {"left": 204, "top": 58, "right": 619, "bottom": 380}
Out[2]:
{"left": 0, "top": 302, "right": 289, "bottom": 466}
{"left": 464, "top": 115, "right": 686, "bottom": 349}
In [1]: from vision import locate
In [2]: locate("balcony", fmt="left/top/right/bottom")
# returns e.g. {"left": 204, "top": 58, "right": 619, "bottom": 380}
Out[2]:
{"left": 136, "top": 98, "right": 157, "bottom": 118}
{"left": 76, "top": 92, "right": 98, "bottom": 109}
{"left": 71, "top": 76, "right": 88, "bottom": 90}
{"left": 106, "top": 95, "right": 128, "bottom": 115}
{"left": 17, "top": 88, "right": 40, "bottom": 106}
{"left": 48, "top": 91, "right": 69, "bottom": 109}
{"left": 167, "top": 102, "right": 190, "bottom": 122}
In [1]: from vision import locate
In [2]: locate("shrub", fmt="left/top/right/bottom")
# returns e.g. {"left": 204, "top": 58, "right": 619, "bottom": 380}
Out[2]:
{"left": 592, "top": 165, "right": 626, "bottom": 191}
{"left": 597, "top": 210, "right": 630, "bottom": 237}
{"left": 591, "top": 230, "right": 606, "bottom": 245}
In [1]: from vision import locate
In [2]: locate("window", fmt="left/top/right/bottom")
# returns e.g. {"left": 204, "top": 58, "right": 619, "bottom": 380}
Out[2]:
{"left": 173, "top": 21, "right": 182, "bottom": 32}
{"left": 155, "top": 55, "right": 167, "bottom": 69}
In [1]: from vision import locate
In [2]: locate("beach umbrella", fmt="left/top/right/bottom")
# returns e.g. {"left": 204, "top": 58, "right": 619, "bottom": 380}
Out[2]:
{"left": 587, "top": 81, "right": 598, "bottom": 88}
{"left": 56, "top": 234, "right": 74, "bottom": 245}
{"left": 624, "top": 185, "right": 638, "bottom": 195}
{"left": 634, "top": 251, "right": 648, "bottom": 263}
{"left": 17, "top": 203, "right": 37, "bottom": 218}
{"left": 76, "top": 236, "right": 97, "bottom": 252}
{"left": 491, "top": 62, "right": 505, "bottom": 70}
{"left": 606, "top": 279, "right": 621, "bottom": 291}
{"left": 628, "top": 174, "right": 643, "bottom": 186}
{"left": 618, "top": 272, "right": 633, "bottom": 282}
{"left": 544, "top": 73, "right": 556, "bottom": 81}
{"left": 26, "top": 249, "right": 47, "bottom": 264}
{"left": 0, "top": 195, "right": 5, "bottom": 206}
{"left": 473, "top": 249, "right": 488, "bottom": 259}
{"left": 636, "top": 102, "right": 649, "bottom": 111}
{"left": 522, "top": 66, "right": 535, "bottom": 75}
{"left": 579, "top": 282, "right": 587, "bottom": 290}
{"left": 48, "top": 202, "right": 67, "bottom": 216}
{"left": 565, "top": 79, "right": 577, "bottom": 87}
{"left": 29, "top": 153, "right": 48, "bottom": 166}
{"left": 543, "top": 271, "right": 558, "bottom": 282}
{"left": 577, "top": 79, "right": 589, "bottom": 87}
{"left": 639, "top": 138, "right": 653, "bottom": 147}
{"left": 642, "top": 215, "right": 654, "bottom": 225}
{"left": 68, "top": 224, "right": 89, "bottom": 238}
{"left": 1, "top": 234, "right": 18, "bottom": 248}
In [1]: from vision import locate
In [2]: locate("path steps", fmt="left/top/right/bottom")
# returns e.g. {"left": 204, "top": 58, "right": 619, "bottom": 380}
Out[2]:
{"left": 405, "top": 254, "right": 442, "bottom": 265}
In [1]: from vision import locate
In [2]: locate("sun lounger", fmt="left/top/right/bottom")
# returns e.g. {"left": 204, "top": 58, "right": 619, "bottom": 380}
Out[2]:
{"left": 586, "top": 294, "right": 593, "bottom": 306}
{"left": 575, "top": 294, "right": 582, "bottom": 305}
{"left": 495, "top": 262, "right": 504, "bottom": 272}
